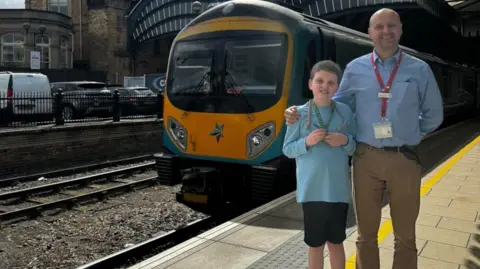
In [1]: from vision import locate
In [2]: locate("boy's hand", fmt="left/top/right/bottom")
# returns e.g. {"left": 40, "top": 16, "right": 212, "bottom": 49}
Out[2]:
{"left": 324, "top": 133, "right": 348, "bottom": 147}
{"left": 306, "top": 129, "right": 327, "bottom": 146}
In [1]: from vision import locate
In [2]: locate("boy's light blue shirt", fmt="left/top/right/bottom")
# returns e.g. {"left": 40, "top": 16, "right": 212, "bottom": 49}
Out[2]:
{"left": 282, "top": 100, "right": 356, "bottom": 204}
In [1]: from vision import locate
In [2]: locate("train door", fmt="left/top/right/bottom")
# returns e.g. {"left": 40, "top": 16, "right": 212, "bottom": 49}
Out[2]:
{"left": 446, "top": 69, "right": 459, "bottom": 104}
{"left": 477, "top": 71, "right": 480, "bottom": 109}
{"left": 462, "top": 71, "right": 476, "bottom": 108}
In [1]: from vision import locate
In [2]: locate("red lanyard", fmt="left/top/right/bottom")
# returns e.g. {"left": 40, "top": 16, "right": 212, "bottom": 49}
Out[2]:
{"left": 370, "top": 51, "right": 403, "bottom": 119}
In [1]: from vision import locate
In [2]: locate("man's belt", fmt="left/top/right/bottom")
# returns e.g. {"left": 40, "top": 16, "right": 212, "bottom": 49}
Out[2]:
{"left": 359, "top": 142, "right": 421, "bottom": 165}
{"left": 361, "top": 142, "right": 418, "bottom": 153}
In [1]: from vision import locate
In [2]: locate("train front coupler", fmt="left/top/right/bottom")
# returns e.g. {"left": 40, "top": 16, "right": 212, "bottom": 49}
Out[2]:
{"left": 176, "top": 166, "right": 224, "bottom": 205}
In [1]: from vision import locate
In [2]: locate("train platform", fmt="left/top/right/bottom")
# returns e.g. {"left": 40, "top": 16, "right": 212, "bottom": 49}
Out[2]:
{"left": 129, "top": 132, "right": 480, "bottom": 269}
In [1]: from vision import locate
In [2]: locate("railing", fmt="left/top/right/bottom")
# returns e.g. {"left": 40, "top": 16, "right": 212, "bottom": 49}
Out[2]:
{"left": 0, "top": 90, "right": 164, "bottom": 128}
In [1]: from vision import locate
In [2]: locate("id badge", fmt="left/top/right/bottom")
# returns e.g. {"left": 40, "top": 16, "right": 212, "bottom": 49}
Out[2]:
{"left": 378, "top": 92, "right": 392, "bottom": 99}
{"left": 373, "top": 122, "right": 393, "bottom": 139}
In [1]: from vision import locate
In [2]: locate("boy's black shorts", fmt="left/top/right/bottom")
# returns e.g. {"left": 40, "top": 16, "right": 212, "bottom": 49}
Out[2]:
{"left": 302, "top": 201, "right": 349, "bottom": 247}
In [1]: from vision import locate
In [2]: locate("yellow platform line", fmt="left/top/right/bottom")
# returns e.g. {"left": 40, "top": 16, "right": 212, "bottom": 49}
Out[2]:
{"left": 345, "top": 135, "right": 480, "bottom": 268}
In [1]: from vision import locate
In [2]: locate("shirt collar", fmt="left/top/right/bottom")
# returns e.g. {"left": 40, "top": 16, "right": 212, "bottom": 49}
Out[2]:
{"left": 373, "top": 47, "right": 402, "bottom": 64}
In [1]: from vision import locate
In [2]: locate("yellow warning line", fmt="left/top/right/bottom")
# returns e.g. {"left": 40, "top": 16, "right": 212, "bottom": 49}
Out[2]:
{"left": 345, "top": 135, "right": 480, "bottom": 268}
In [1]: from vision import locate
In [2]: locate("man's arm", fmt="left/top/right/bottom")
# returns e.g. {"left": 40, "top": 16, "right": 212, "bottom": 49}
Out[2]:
{"left": 284, "top": 106, "right": 300, "bottom": 125}
{"left": 333, "top": 62, "right": 356, "bottom": 112}
{"left": 342, "top": 109, "right": 357, "bottom": 156}
{"left": 418, "top": 64, "right": 444, "bottom": 136}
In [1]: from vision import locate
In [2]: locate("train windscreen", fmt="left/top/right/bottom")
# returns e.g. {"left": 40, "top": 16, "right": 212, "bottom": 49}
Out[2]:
{"left": 166, "top": 32, "right": 288, "bottom": 114}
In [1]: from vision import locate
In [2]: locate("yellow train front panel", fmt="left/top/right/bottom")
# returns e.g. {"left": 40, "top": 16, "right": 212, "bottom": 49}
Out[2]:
{"left": 164, "top": 99, "right": 288, "bottom": 161}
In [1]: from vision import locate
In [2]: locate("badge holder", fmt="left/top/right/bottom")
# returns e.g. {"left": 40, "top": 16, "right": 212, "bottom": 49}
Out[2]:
{"left": 373, "top": 119, "right": 393, "bottom": 139}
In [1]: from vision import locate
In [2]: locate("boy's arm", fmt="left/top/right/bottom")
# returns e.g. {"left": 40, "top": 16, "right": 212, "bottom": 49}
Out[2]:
{"left": 282, "top": 117, "right": 309, "bottom": 158}
{"left": 342, "top": 111, "right": 356, "bottom": 156}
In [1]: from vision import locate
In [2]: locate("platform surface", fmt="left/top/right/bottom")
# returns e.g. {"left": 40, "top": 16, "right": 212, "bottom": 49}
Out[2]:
{"left": 129, "top": 131, "right": 480, "bottom": 269}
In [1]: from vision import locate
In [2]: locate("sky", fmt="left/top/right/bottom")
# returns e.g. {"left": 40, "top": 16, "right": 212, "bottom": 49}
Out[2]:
{"left": 0, "top": 0, "right": 25, "bottom": 9}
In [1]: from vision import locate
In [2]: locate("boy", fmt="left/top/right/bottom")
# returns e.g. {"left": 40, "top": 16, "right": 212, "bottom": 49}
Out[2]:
{"left": 282, "top": 60, "right": 356, "bottom": 269}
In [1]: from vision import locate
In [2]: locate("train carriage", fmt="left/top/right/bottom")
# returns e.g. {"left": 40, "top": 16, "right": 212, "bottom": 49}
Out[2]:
{"left": 155, "top": 0, "right": 480, "bottom": 206}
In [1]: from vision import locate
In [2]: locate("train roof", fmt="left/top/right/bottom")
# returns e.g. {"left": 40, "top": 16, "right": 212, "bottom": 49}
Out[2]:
{"left": 199, "top": 0, "right": 476, "bottom": 70}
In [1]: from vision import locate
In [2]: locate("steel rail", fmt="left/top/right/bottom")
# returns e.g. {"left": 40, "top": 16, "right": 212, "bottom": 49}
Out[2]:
{"left": 0, "top": 175, "right": 159, "bottom": 222}
{"left": 0, "top": 154, "right": 154, "bottom": 187}
{"left": 0, "top": 162, "right": 155, "bottom": 201}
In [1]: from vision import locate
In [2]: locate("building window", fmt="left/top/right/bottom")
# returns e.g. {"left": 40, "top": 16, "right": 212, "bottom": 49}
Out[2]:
{"left": 35, "top": 35, "right": 50, "bottom": 69}
{"left": 48, "top": 0, "right": 68, "bottom": 15}
{"left": 60, "top": 37, "right": 68, "bottom": 68}
{"left": 1, "top": 33, "right": 25, "bottom": 65}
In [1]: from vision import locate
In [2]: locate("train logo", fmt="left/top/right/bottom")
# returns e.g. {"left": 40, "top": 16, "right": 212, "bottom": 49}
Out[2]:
{"left": 209, "top": 122, "right": 225, "bottom": 143}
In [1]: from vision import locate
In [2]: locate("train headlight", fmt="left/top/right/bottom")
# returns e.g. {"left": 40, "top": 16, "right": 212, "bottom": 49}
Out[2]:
{"left": 247, "top": 121, "right": 275, "bottom": 158}
{"left": 252, "top": 135, "right": 262, "bottom": 146}
{"left": 167, "top": 117, "right": 188, "bottom": 151}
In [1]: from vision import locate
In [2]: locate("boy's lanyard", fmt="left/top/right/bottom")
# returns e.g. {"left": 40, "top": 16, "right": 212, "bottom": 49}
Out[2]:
{"left": 311, "top": 100, "right": 335, "bottom": 129}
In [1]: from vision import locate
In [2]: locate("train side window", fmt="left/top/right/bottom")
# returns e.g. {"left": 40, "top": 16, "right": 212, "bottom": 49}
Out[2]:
{"left": 431, "top": 64, "right": 444, "bottom": 94}
{"left": 302, "top": 40, "right": 316, "bottom": 99}
{"left": 317, "top": 27, "right": 336, "bottom": 62}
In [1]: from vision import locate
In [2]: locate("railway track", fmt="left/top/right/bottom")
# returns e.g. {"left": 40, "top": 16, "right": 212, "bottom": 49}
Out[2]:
{"left": 0, "top": 154, "right": 154, "bottom": 187}
{"left": 0, "top": 162, "right": 157, "bottom": 223}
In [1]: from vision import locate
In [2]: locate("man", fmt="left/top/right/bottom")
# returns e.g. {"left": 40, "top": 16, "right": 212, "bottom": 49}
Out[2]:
{"left": 284, "top": 8, "right": 443, "bottom": 269}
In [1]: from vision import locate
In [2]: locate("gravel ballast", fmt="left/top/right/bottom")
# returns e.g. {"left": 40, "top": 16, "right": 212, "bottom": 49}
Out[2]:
{"left": 0, "top": 184, "right": 208, "bottom": 269}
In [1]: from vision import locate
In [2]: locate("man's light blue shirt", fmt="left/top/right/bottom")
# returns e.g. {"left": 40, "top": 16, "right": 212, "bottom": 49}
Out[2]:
{"left": 283, "top": 100, "right": 356, "bottom": 204}
{"left": 333, "top": 49, "right": 444, "bottom": 148}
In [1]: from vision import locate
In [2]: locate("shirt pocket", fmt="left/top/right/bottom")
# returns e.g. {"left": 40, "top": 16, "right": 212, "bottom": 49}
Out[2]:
{"left": 354, "top": 87, "right": 378, "bottom": 107}
{"left": 392, "top": 82, "right": 420, "bottom": 106}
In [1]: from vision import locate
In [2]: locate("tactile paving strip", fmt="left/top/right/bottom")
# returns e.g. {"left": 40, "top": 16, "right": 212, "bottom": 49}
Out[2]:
{"left": 246, "top": 204, "right": 357, "bottom": 269}
{"left": 246, "top": 231, "right": 309, "bottom": 269}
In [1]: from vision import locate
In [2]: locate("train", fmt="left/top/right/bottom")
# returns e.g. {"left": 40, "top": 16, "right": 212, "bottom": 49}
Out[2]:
{"left": 155, "top": 0, "right": 480, "bottom": 206}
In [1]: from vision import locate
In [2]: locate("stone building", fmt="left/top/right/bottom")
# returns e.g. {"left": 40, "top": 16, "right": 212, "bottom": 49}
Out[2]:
{"left": 0, "top": 0, "right": 137, "bottom": 83}
{"left": 0, "top": 8, "right": 73, "bottom": 70}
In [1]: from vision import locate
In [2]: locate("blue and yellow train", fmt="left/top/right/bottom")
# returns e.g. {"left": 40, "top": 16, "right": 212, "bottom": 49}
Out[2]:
{"left": 155, "top": 0, "right": 480, "bottom": 205}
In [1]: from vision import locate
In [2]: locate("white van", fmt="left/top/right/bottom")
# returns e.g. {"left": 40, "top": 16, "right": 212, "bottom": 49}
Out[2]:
{"left": 0, "top": 71, "right": 53, "bottom": 124}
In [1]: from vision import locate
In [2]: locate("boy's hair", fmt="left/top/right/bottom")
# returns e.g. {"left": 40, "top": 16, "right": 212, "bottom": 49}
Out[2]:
{"left": 309, "top": 60, "right": 343, "bottom": 84}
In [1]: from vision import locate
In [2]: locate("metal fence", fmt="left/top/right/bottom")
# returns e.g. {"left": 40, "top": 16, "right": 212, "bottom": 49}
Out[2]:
{"left": 0, "top": 90, "right": 163, "bottom": 128}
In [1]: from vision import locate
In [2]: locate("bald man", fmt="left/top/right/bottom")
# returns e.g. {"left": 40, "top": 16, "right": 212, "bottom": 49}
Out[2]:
{"left": 284, "top": 8, "right": 443, "bottom": 269}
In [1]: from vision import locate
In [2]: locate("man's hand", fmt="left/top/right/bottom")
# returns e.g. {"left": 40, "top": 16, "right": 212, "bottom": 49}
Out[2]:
{"left": 285, "top": 106, "right": 300, "bottom": 125}
{"left": 324, "top": 133, "right": 348, "bottom": 147}
{"left": 306, "top": 129, "right": 327, "bottom": 147}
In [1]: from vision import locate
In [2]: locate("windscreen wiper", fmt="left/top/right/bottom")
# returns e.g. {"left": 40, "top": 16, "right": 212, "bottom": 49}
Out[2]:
{"left": 222, "top": 52, "right": 255, "bottom": 114}
{"left": 174, "top": 53, "right": 216, "bottom": 96}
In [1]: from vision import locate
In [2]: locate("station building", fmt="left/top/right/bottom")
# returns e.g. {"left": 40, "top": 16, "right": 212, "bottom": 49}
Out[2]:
{"left": 0, "top": 0, "right": 140, "bottom": 83}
